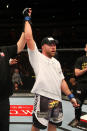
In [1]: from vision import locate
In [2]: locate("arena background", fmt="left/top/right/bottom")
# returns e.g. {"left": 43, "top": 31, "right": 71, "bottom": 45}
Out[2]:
{"left": 0, "top": 0, "right": 86, "bottom": 48}
{"left": 0, "top": 0, "right": 87, "bottom": 101}
{"left": 0, "top": 1, "right": 87, "bottom": 130}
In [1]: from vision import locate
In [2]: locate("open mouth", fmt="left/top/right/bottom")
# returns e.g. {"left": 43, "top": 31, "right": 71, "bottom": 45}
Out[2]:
{"left": 51, "top": 51, "right": 56, "bottom": 53}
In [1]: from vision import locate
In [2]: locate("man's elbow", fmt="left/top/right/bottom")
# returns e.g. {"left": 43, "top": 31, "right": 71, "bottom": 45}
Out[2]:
{"left": 75, "top": 72, "right": 79, "bottom": 77}
{"left": 25, "top": 32, "right": 32, "bottom": 41}
{"left": 74, "top": 69, "right": 80, "bottom": 77}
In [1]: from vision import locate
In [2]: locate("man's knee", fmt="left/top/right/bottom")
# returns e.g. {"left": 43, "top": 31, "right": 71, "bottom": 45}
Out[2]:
{"left": 32, "top": 114, "right": 47, "bottom": 130}
{"left": 49, "top": 121, "right": 62, "bottom": 128}
{"left": 31, "top": 125, "right": 40, "bottom": 131}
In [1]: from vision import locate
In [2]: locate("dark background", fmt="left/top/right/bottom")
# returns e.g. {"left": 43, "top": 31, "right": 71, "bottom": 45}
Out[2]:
{"left": 1, "top": 0, "right": 86, "bottom": 93}
{"left": 0, "top": 0, "right": 87, "bottom": 48}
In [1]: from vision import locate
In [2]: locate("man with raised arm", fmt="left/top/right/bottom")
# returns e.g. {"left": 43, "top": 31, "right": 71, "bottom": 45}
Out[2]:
{"left": 23, "top": 8, "right": 79, "bottom": 131}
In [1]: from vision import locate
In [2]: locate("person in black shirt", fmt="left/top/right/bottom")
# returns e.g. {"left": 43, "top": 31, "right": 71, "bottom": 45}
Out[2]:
{"left": 72, "top": 44, "right": 87, "bottom": 127}
{"left": 0, "top": 32, "right": 26, "bottom": 131}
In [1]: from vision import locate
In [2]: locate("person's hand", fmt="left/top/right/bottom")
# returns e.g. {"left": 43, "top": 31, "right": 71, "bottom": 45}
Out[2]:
{"left": 22, "top": 8, "right": 32, "bottom": 24}
{"left": 70, "top": 98, "right": 80, "bottom": 108}
{"left": 22, "top": 8, "right": 32, "bottom": 17}
{"left": 9, "top": 58, "right": 18, "bottom": 65}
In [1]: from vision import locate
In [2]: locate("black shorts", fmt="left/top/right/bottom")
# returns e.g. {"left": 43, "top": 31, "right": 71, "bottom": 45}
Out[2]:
{"left": 32, "top": 94, "right": 63, "bottom": 129}
{"left": 73, "top": 83, "right": 87, "bottom": 101}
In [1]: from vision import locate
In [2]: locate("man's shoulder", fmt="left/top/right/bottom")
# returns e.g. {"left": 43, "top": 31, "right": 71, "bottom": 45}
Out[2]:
{"left": 52, "top": 57, "right": 60, "bottom": 64}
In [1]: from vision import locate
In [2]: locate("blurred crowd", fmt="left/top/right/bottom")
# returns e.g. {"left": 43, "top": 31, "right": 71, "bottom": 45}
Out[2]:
{"left": 10, "top": 51, "right": 35, "bottom": 92}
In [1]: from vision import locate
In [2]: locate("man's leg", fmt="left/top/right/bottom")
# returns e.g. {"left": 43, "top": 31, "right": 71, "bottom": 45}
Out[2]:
{"left": 72, "top": 85, "right": 85, "bottom": 127}
{"left": 48, "top": 123, "right": 57, "bottom": 131}
{"left": 31, "top": 95, "right": 47, "bottom": 131}
{"left": 75, "top": 106, "right": 82, "bottom": 121}
{"left": 31, "top": 125, "right": 40, "bottom": 131}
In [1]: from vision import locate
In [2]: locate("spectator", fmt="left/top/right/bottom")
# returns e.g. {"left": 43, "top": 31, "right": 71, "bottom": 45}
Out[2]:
{"left": 12, "top": 68, "right": 23, "bottom": 91}
{"left": 71, "top": 44, "right": 87, "bottom": 127}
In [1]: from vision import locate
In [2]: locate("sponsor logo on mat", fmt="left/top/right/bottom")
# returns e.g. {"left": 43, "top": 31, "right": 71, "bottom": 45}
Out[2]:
{"left": 10, "top": 105, "right": 33, "bottom": 116}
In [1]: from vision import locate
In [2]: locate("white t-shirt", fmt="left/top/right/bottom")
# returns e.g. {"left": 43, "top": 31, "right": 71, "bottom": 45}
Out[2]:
{"left": 27, "top": 44, "right": 64, "bottom": 101}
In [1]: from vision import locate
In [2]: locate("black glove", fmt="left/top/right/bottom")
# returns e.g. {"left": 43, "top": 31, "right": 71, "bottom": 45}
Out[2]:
{"left": 22, "top": 8, "right": 32, "bottom": 23}
{"left": 22, "top": 8, "right": 32, "bottom": 32}
{"left": 22, "top": 8, "right": 29, "bottom": 17}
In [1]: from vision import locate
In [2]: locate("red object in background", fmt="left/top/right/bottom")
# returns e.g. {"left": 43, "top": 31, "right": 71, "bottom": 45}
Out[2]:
{"left": 80, "top": 114, "right": 87, "bottom": 123}
{"left": 10, "top": 105, "right": 33, "bottom": 116}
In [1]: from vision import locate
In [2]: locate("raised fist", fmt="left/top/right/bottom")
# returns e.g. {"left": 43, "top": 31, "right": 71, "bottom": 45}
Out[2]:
{"left": 22, "top": 8, "right": 32, "bottom": 17}
{"left": 22, "top": 8, "right": 32, "bottom": 26}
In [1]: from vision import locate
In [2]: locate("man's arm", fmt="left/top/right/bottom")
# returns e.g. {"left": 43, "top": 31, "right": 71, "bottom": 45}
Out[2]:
{"left": 61, "top": 79, "right": 79, "bottom": 107}
{"left": 75, "top": 68, "right": 87, "bottom": 77}
{"left": 61, "top": 79, "right": 72, "bottom": 96}
{"left": 24, "top": 21, "right": 35, "bottom": 50}
{"left": 23, "top": 8, "right": 35, "bottom": 50}
{"left": 17, "top": 32, "right": 26, "bottom": 53}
